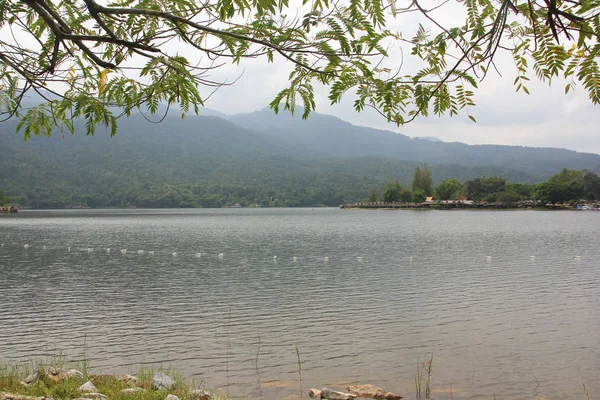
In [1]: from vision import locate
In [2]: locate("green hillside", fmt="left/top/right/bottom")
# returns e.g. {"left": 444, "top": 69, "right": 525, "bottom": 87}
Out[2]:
{"left": 0, "top": 110, "right": 594, "bottom": 208}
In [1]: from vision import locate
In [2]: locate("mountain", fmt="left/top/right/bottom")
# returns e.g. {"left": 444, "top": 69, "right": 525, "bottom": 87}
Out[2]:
{"left": 0, "top": 108, "right": 598, "bottom": 208}
{"left": 228, "top": 108, "right": 600, "bottom": 177}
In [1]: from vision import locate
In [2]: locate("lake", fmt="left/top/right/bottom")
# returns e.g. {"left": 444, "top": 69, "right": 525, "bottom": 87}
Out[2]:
{"left": 0, "top": 208, "right": 598, "bottom": 400}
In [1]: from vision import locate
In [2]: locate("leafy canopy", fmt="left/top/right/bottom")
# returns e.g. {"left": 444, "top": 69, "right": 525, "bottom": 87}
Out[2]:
{"left": 1, "top": 0, "right": 599, "bottom": 140}
{"left": 435, "top": 178, "right": 462, "bottom": 200}
{"left": 412, "top": 163, "right": 432, "bottom": 195}
{"left": 381, "top": 180, "right": 402, "bottom": 202}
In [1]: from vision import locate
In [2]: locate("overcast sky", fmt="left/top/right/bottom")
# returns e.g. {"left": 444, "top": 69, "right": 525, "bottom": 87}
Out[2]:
{"left": 8, "top": 1, "right": 599, "bottom": 154}
{"left": 201, "top": 48, "right": 600, "bottom": 154}
{"left": 194, "top": 2, "right": 600, "bottom": 155}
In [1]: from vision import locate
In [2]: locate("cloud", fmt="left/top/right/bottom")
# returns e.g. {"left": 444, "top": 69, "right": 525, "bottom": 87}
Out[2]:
{"left": 204, "top": 39, "right": 600, "bottom": 154}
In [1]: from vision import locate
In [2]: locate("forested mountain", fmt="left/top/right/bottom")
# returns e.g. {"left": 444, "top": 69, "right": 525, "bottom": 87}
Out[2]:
{"left": 229, "top": 108, "right": 600, "bottom": 177}
{"left": 0, "top": 109, "right": 598, "bottom": 208}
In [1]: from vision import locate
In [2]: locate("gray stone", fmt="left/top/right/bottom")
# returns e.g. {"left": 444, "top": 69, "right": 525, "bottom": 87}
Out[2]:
{"left": 24, "top": 372, "right": 39, "bottom": 384}
{"left": 164, "top": 395, "right": 180, "bottom": 400}
{"left": 320, "top": 389, "right": 356, "bottom": 400}
{"left": 188, "top": 390, "right": 210, "bottom": 400}
{"left": 152, "top": 373, "right": 175, "bottom": 390}
{"left": 121, "top": 388, "right": 146, "bottom": 394}
{"left": 79, "top": 381, "right": 98, "bottom": 393}
{"left": 86, "top": 394, "right": 108, "bottom": 400}
{"left": 62, "top": 369, "right": 84, "bottom": 380}
{"left": 0, "top": 394, "right": 53, "bottom": 400}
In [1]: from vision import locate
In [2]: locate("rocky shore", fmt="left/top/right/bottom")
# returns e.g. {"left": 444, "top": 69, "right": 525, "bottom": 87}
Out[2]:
{"left": 1, "top": 366, "right": 404, "bottom": 400}
{"left": 0, "top": 366, "right": 210, "bottom": 400}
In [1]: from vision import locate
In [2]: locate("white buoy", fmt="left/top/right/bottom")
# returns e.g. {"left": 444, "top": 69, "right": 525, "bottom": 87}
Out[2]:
{"left": 87, "top": 248, "right": 93, "bottom": 253}
{"left": 67, "top": 247, "right": 71, "bottom": 252}
{"left": 574, "top": 255, "right": 581, "bottom": 259}
{"left": 486, "top": 256, "right": 492, "bottom": 260}
{"left": 218, "top": 253, "right": 224, "bottom": 259}
{"left": 23, "top": 244, "right": 29, "bottom": 249}
{"left": 121, "top": 249, "right": 127, "bottom": 254}
{"left": 357, "top": 256, "right": 363, "bottom": 261}
{"left": 172, "top": 252, "right": 177, "bottom": 257}
{"left": 107, "top": 248, "right": 111, "bottom": 253}
{"left": 138, "top": 250, "right": 144, "bottom": 255}
{"left": 195, "top": 253, "right": 202, "bottom": 258}
{"left": 292, "top": 256, "right": 297, "bottom": 262}
{"left": 273, "top": 255, "right": 277, "bottom": 259}
{"left": 42, "top": 245, "right": 47, "bottom": 250}
{"left": 1, "top": 244, "right": 3, "bottom": 248}
{"left": 529, "top": 255, "right": 536, "bottom": 259}
{"left": 324, "top": 256, "right": 329, "bottom": 262}
{"left": 148, "top": 251, "right": 154, "bottom": 255}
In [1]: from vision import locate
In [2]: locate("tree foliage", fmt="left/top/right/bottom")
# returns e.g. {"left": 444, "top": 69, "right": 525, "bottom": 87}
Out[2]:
{"left": 368, "top": 188, "right": 377, "bottom": 202}
{"left": 534, "top": 168, "right": 586, "bottom": 202}
{"left": 381, "top": 179, "right": 402, "bottom": 202}
{"left": 0, "top": 189, "right": 9, "bottom": 206}
{"left": 435, "top": 178, "right": 462, "bottom": 200}
{"left": 1, "top": 0, "right": 599, "bottom": 140}
{"left": 411, "top": 188, "right": 426, "bottom": 202}
{"left": 412, "top": 163, "right": 433, "bottom": 195}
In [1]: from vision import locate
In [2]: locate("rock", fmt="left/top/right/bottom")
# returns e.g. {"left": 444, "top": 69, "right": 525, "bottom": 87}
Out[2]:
{"left": 345, "top": 385, "right": 402, "bottom": 400}
{"left": 86, "top": 394, "right": 108, "bottom": 400}
{"left": 79, "top": 381, "right": 98, "bottom": 393}
{"left": 308, "top": 389, "right": 322, "bottom": 398}
{"left": 121, "top": 388, "right": 146, "bottom": 394}
{"left": 41, "top": 367, "right": 61, "bottom": 383}
{"left": 24, "top": 372, "right": 39, "bottom": 384}
{"left": 119, "top": 374, "right": 139, "bottom": 386}
{"left": 320, "top": 389, "right": 356, "bottom": 400}
{"left": 164, "top": 395, "right": 180, "bottom": 400}
{"left": 346, "top": 385, "right": 386, "bottom": 399}
{"left": 0, "top": 394, "right": 53, "bottom": 400}
{"left": 152, "top": 372, "right": 175, "bottom": 390}
{"left": 188, "top": 390, "right": 210, "bottom": 400}
{"left": 62, "top": 369, "right": 84, "bottom": 380}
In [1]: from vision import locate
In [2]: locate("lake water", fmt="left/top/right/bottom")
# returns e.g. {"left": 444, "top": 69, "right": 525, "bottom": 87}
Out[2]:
{"left": 0, "top": 209, "right": 598, "bottom": 400}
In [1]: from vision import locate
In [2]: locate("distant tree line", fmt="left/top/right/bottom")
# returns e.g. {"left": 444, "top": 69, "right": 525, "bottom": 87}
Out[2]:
{"left": 370, "top": 167, "right": 600, "bottom": 204}
{"left": 0, "top": 190, "right": 9, "bottom": 206}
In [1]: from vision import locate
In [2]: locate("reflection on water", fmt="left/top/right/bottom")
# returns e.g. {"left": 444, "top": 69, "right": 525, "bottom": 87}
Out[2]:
{"left": 0, "top": 209, "right": 599, "bottom": 400}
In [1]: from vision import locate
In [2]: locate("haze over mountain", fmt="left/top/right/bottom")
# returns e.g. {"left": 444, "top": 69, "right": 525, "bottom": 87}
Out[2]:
{"left": 1, "top": 108, "right": 599, "bottom": 208}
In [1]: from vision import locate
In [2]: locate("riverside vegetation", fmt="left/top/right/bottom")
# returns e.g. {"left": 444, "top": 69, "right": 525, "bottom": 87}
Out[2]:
{"left": 0, "top": 359, "right": 213, "bottom": 400}
{"left": 372, "top": 166, "right": 600, "bottom": 206}
{"left": 1, "top": 356, "right": 591, "bottom": 400}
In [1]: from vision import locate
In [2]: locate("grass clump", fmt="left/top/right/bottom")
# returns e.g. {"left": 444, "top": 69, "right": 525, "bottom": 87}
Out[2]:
{"left": 414, "top": 352, "right": 433, "bottom": 400}
{"left": 0, "top": 358, "right": 209, "bottom": 400}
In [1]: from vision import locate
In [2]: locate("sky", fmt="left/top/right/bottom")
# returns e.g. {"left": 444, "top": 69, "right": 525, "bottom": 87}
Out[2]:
{"left": 192, "top": 2, "right": 600, "bottom": 155}
{"left": 6, "top": 1, "right": 600, "bottom": 154}
{"left": 203, "top": 54, "right": 600, "bottom": 154}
